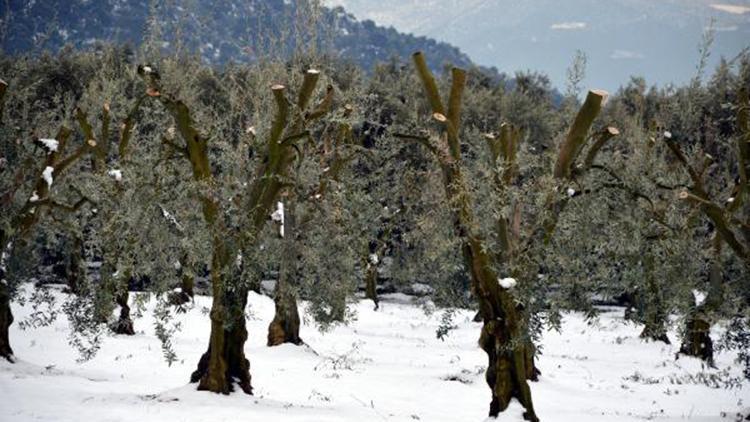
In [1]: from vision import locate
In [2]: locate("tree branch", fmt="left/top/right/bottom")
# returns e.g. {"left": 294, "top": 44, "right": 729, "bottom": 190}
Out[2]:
{"left": 554, "top": 89, "right": 608, "bottom": 179}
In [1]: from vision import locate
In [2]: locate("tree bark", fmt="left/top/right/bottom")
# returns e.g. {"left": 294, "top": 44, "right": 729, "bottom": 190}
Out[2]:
{"left": 0, "top": 232, "right": 13, "bottom": 362}
{"left": 364, "top": 261, "right": 379, "bottom": 311}
{"left": 170, "top": 260, "right": 195, "bottom": 306}
{"left": 639, "top": 251, "right": 670, "bottom": 344}
{"left": 191, "top": 227, "right": 254, "bottom": 394}
{"left": 111, "top": 289, "right": 135, "bottom": 335}
{"left": 678, "top": 311, "right": 714, "bottom": 366}
{"left": 678, "top": 256, "right": 720, "bottom": 366}
{"left": 267, "top": 201, "right": 302, "bottom": 346}
{"left": 467, "top": 240, "right": 538, "bottom": 422}
{"left": 180, "top": 271, "right": 195, "bottom": 300}
{"left": 523, "top": 339, "right": 541, "bottom": 382}
{"left": 267, "top": 280, "right": 302, "bottom": 346}
{"left": 191, "top": 283, "right": 253, "bottom": 394}
{"left": 410, "top": 53, "right": 539, "bottom": 421}
{"left": 190, "top": 230, "right": 252, "bottom": 394}
{"left": 66, "top": 235, "right": 84, "bottom": 295}
{"left": 0, "top": 281, "right": 14, "bottom": 362}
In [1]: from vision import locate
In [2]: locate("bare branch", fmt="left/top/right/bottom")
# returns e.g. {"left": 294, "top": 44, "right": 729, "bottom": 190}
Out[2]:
{"left": 306, "top": 84, "right": 334, "bottom": 122}
{"left": 583, "top": 126, "right": 619, "bottom": 170}
{"left": 412, "top": 52, "right": 445, "bottom": 115}
{"left": 554, "top": 89, "right": 608, "bottom": 179}
{"left": 297, "top": 69, "right": 320, "bottom": 110}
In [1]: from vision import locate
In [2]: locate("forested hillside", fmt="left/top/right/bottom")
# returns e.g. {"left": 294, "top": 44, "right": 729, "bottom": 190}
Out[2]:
{"left": 1, "top": 0, "right": 472, "bottom": 71}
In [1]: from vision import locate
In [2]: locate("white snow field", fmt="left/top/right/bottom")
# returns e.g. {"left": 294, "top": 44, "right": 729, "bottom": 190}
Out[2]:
{"left": 1, "top": 285, "right": 747, "bottom": 422}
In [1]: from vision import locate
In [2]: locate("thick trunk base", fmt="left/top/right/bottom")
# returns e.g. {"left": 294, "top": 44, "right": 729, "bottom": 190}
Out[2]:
{"left": 65, "top": 236, "right": 84, "bottom": 295}
{"left": 640, "top": 322, "right": 671, "bottom": 345}
{"left": 523, "top": 341, "right": 541, "bottom": 381}
{"left": 364, "top": 266, "right": 379, "bottom": 311}
{"left": 0, "top": 283, "right": 14, "bottom": 362}
{"left": 473, "top": 311, "right": 483, "bottom": 323}
{"left": 111, "top": 291, "right": 135, "bottom": 335}
{"left": 678, "top": 315, "right": 714, "bottom": 366}
{"left": 480, "top": 321, "right": 539, "bottom": 422}
{"left": 191, "top": 327, "right": 253, "bottom": 394}
{"left": 267, "top": 290, "right": 302, "bottom": 346}
{"left": 168, "top": 291, "right": 193, "bottom": 306}
{"left": 170, "top": 273, "right": 195, "bottom": 306}
{"left": 191, "top": 289, "right": 252, "bottom": 395}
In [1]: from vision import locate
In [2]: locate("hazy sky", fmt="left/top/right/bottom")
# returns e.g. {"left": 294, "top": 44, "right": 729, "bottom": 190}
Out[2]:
{"left": 324, "top": 0, "right": 750, "bottom": 91}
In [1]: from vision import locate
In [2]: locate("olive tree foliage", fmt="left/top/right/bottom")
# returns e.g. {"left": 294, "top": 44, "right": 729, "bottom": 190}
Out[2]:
{"left": 549, "top": 47, "right": 750, "bottom": 372}
{"left": 262, "top": 63, "right": 371, "bottom": 332}
{"left": 350, "top": 59, "right": 565, "bottom": 317}
{"left": 0, "top": 47, "right": 203, "bottom": 360}
{"left": 661, "top": 52, "right": 750, "bottom": 373}
{"left": 364, "top": 61, "right": 464, "bottom": 304}
{"left": 0, "top": 0, "right": 378, "bottom": 367}
{"left": 0, "top": 49, "right": 104, "bottom": 360}
{"left": 548, "top": 109, "right": 704, "bottom": 335}
{"left": 384, "top": 61, "right": 569, "bottom": 337}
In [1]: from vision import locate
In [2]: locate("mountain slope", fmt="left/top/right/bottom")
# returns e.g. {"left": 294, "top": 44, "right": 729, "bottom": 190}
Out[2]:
{"left": 0, "top": 0, "right": 472, "bottom": 72}
{"left": 324, "top": 0, "right": 750, "bottom": 91}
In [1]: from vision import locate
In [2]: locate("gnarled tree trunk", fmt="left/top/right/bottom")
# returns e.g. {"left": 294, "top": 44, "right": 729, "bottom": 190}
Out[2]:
{"left": 191, "top": 274, "right": 252, "bottom": 394}
{"left": 405, "top": 52, "right": 608, "bottom": 421}
{"left": 364, "top": 260, "right": 379, "bottom": 311}
{"left": 267, "top": 279, "right": 302, "bottom": 346}
{"left": 679, "top": 311, "right": 714, "bottom": 366}
{"left": 140, "top": 66, "right": 333, "bottom": 395}
{"left": 679, "top": 255, "right": 721, "bottom": 366}
{"left": 190, "top": 232, "right": 253, "bottom": 394}
{"left": 465, "top": 238, "right": 539, "bottom": 421}
{"left": 65, "top": 235, "right": 84, "bottom": 295}
{"left": 112, "top": 289, "right": 135, "bottom": 335}
{"left": 0, "top": 280, "right": 14, "bottom": 362}
{"left": 0, "top": 231, "right": 14, "bottom": 362}
{"left": 407, "top": 53, "right": 542, "bottom": 420}
{"left": 179, "top": 272, "right": 195, "bottom": 301}
{"left": 268, "top": 201, "right": 302, "bottom": 346}
{"left": 170, "top": 258, "right": 195, "bottom": 306}
{"left": 639, "top": 250, "right": 670, "bottom": 344}
{"left": 523, "top": 338, "right": 541, "bottom": 382}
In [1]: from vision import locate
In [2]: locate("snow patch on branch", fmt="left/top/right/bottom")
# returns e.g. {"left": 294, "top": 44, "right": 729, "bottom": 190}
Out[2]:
{"left": 498, "top": 277, "right": 517, "bottom": 289}
{"left": 42, "top": 166, "right": 54, "bottom": 187}
{"left": 692, "top": 290, "right": 707, "bottom": 307}
{"left": 39, "top": 138, "right": 59, "bottom": 153}
{"left": 271, "top": 201, "right": 285, "bottom": 237}
{"left": 160, "top": 205, "right": 183, "bottom": 231}
{"left": 108, "top": 169, "right": 123, "bottom": 182}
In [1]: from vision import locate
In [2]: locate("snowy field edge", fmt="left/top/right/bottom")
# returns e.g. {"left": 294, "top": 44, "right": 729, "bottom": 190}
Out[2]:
{"left": 1, "top": 285, "right": 747, "bottom": 422}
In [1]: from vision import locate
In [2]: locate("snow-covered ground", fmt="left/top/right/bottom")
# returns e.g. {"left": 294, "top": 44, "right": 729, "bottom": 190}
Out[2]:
{"left": 1, "top": 285, "right": 747, "bottom": 421}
